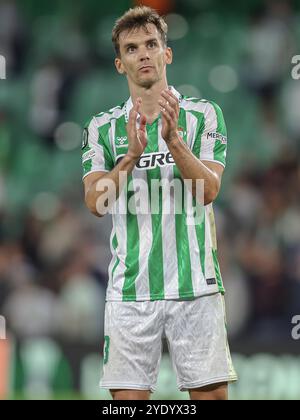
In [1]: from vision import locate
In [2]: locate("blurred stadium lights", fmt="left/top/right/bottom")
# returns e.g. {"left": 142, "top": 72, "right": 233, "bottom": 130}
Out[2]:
{"left": 0, "top": 174, "right": 5, "bottom": 210}
{"left": 30, "top": 67, "right": 62, "bottom": 137}
{"left": 209, "top": 64, "right": 239, "bottom": 93}
{"left": 165, "top": 14, "right": 189, "bottom": 41}
{"left": 54, "top": 122, "right": 82, "bottom": 152}
{"left": 281, "top": 80, "right": 300, "bottom": 139}
{"left": 96, "top": 15, "right": 119, "bottom": 58}
{"left": 192, "top": 13, "right": 221, "bottom": 39}
{"left": 31, "top": 192, "right": 61, "bottom": 222}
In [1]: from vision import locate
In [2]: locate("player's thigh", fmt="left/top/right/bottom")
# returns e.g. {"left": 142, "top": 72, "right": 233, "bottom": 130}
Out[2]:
{"left": 189, "top": 382, "right": 228, "bottom": 401}
{"left": 110, "top": 389, "right": 151, "bottom": 400}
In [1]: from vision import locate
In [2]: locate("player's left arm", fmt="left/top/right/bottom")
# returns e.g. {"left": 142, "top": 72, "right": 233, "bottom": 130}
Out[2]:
{"left": 159, "top": 89, "right": 225, "bottom": 206}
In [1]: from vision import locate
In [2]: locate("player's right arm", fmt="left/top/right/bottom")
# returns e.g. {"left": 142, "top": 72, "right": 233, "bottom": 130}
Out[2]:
{"left": 83, "top": 98, "right": 147, "bottom": 217}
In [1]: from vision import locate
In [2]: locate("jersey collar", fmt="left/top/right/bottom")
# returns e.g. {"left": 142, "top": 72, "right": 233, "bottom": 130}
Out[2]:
{"left": 124, "top": 86, "right": 182, "bottom": 124}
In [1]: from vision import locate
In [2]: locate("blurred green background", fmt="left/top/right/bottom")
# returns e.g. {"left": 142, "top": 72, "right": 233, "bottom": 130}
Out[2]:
{"left": 0, "top": 0, "right": 300, "bottom": 400}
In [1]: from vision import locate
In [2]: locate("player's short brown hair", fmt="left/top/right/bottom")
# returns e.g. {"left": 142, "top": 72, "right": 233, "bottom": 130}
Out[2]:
{"left": 112, "top": 6, "right": 168, "bottom": 57}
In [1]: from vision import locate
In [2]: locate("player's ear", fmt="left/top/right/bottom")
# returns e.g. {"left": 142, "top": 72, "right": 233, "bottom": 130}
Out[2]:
{"left": 165, "top": 47, "right": 173, "bottom": 65}
{"left": 115, "top": 57, "right": 126, "bottom": 75}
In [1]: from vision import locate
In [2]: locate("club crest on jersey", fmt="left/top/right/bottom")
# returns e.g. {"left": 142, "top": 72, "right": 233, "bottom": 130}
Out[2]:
{"left": 116, "top": 152, "right": 175, "bottom": 170}
{"left": 177, "top": 127, "right": 186, "bottom": 139}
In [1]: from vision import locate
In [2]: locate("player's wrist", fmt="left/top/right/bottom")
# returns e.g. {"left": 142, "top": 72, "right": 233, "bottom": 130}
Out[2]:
{"left": 165, "top": 132, "right": 181, "bottom": 146}
{"left": 125, "top": 151, "right": 142, "bottom": 162}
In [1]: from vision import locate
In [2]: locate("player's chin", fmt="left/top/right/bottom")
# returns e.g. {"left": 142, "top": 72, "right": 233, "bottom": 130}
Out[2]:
{"left": 138, "top": 75, "right": 159, "bottom": 89}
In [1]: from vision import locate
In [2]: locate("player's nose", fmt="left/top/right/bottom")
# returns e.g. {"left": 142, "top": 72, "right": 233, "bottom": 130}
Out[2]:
{"left": 138, "top": 46, "right": 150, "bottom": 61}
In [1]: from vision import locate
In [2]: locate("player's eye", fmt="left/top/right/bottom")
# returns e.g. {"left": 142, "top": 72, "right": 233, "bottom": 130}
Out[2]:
{"left": 148, "top": 41, "right": 157, "bottom": 48}
{"left": 127, "top": 46, "right": 136, "bottom": 53}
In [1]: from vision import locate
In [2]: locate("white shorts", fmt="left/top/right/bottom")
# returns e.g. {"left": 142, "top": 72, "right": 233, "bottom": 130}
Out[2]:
{"left": 100, "top": 293, "right": 237, "bottom": 392}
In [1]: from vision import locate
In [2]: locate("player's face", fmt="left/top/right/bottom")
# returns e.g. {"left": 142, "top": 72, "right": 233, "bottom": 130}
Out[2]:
{"left": 115, "top": 24, "right": 172, "bottom": 89}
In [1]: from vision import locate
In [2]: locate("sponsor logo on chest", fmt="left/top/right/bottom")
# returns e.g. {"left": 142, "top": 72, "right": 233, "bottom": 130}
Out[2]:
{"left": 116, "top": 152, "right": 175, "bottom": 170}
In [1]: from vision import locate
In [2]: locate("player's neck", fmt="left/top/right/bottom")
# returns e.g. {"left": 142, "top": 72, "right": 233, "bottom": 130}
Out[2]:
{"left": 129, "top": 79, "right": 169, "bottom": 125}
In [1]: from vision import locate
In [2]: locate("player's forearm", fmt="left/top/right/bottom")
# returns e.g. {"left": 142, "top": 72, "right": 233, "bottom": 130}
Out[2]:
{"left": 85, "top": 154, "right": 139, "bottom": 216}
{"left": 167, "top": 135, "right": 220, "bottom": 205}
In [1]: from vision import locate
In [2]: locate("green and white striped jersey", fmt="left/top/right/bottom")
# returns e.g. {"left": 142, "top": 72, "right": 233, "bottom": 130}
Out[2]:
{"left": 82, "top": 87, "right": 227, "bottom": 302}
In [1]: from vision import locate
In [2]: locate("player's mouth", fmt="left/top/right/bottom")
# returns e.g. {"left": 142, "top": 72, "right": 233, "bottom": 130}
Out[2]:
{"left": 139, "top": 65, "right": 154, "bottom": 72}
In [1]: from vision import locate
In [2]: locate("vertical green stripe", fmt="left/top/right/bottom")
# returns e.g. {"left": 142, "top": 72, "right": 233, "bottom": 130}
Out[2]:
{"left": 174, "top": 180, "right": 193, "bottom": 297}
{"left": 147, "top": 123, "right": 164, "bottom": 300}
{"left": 209, "top": 102, "right": 226, "bottom": 135}
{"left": 98, "top": 123, "right": 114, "bottom": 171}
{"left": 190, "top": 110, "right": 206, "bottom": 280}
{"left": 115, "top": 114, "right": 137, "bottom": 300}
{"left": 103, "top": 336, "right": 110, "bottom": 364}
{"left": 111, "top": 232, "right": 120, "bottom": 279}
{"left": 191, "top": 108, "right": 205, "bottom": 212}
{"left": 178, "top": 109, "right": 187, "bottom": 143}
{"left": 209, "top": 101, "right": 227, "bottom": 166}
{"left": 122, "top": 176, "right": 139, "bottom": 301}
{"left": 190, "top": 110, "right": 205, "bottom": 159}
{"left": 212, "top": 249, "right": 225, "bottom": 293}
{"left": 174, "top": 110, "right": 194, "bottom": 298}
{"left": 194, "top": 204, "right": 206, "bottom": 278}
{"left": 112, "top": 232, "right": 118, "bottom": 249}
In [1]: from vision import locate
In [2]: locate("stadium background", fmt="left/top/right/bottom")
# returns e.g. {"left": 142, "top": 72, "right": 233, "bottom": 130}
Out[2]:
{"left": 0, "top": 0, "right": 300, "bottom": 400}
